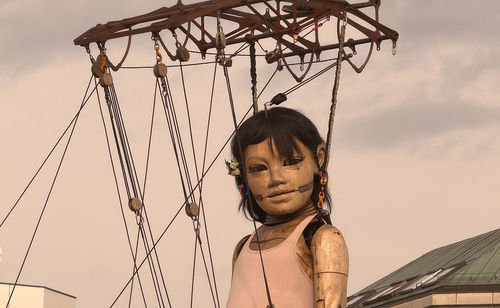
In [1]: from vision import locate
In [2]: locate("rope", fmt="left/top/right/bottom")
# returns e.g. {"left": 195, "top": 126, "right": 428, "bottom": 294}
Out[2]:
{"left": 96, "top": 78, "right": 149, "bottom": 307}
{"left": 128, "top": 83, "right": 173, "bottom": 308}
{"left": 250, "top": 41, "right": 259, "bottom": 114}
{"left": 258, "top": 67, "right": 278, "bottom": 99}
{"left": 6, "top": 77, "right": 97, "bottom": 307}
{"left": 158, "top": 67, "right": 219, "bottom": 307}
{"left": 283, "top": 60, "right": 339, "bottom": 96}
{"left": 178, "top": 60, "right": 220, "bottom": 307}
{"left": 324, "top": 13, "right": 347, "bottom": 169}
{"left": 121, "top": 60, "right": 217, "bottom": 69}
{"left": 222, "top": 63, "right": 274, "bottom": 308}
{"left": 128, "top": 228, "right": 147, "bottom": 308}
{"left": 109, "top": 104, "right": 254, "bottom": 307}
{"left": 0, "top": 75, "right": 94, "bottom": 230}
{"left": 113, "top": 86, "right": 172, "bottom": 307}
{"left": 102, "top": 79, "right": 170, "bottom": 307}
{"left": 189, "top": 234, "right": 199, "bottom": 308}
{"left": 196, "top": 59, "right": 222, "bottom": 308}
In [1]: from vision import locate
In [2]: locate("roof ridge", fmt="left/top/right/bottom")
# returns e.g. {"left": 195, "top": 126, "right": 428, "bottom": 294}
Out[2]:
{"left": 352, "top": 227, "right": 500, "bottom": 296}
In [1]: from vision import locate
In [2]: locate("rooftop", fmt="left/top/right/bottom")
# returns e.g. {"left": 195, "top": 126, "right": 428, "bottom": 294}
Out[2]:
{"left": 348, "top": 228, "right": 500, "bottom": 307}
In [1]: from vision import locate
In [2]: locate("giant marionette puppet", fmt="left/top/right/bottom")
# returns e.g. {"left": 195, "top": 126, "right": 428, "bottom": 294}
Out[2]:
{"left": 29, "top": 1, "right": 399, "bottom": 307}
{"left": 226, "top": 107, "right": 348, "bottom": 308}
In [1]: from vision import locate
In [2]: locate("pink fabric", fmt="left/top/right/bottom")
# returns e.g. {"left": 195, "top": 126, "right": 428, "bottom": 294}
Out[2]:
{"left": 226, "top": 215, "right": 316, "bottom": 308}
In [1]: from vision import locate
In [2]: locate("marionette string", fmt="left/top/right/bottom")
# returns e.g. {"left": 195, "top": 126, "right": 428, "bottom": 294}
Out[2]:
{"left": 6, "top": 75, "right": 97, "bottom": 307}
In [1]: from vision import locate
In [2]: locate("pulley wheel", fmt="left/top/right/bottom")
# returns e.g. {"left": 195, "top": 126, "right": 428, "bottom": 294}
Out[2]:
{"left": 128, "top": 197, "right": 143, "bottom": 212}
{"left": 99, "top": 72, "right": 113, "bottom": 87}
{"left": 153, "top": 63, "right": 168, "bottom": 77}
{"left": 176, "top": 46, "right": 190, "bottom": 62}
{"left": 185, "top": 202, "right": 199, "bottom": 218}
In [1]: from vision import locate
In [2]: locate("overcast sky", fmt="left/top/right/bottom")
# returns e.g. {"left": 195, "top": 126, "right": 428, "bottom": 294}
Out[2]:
{"left": 1, "top": 0, "right": 499, "bottom": 307}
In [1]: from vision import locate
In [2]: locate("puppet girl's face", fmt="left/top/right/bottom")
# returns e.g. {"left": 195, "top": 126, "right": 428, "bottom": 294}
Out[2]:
{"left": 244, "top": 138, "right": 324, "bottom": 216}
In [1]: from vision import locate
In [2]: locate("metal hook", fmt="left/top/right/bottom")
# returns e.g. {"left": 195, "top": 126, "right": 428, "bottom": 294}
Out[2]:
{"left": 264, "top": 101, "right": 271, "bottom": 117}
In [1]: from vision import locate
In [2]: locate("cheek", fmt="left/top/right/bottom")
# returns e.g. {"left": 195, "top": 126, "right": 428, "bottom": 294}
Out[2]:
{"left": 289, "top": 164, "right": 315, "bottom": 184}
{"left": 246, "top": 174, "right": 266, "bottom": 196}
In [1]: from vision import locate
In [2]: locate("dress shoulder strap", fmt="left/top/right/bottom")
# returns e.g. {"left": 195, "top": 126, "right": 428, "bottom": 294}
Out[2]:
{"left": 287, "top": 214, "right": 318, "bottom": 244}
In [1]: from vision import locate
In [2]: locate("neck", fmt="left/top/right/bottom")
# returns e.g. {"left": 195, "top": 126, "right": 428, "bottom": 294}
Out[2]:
{"left": 263, "top": 202, "right": 316, "bottom": 226}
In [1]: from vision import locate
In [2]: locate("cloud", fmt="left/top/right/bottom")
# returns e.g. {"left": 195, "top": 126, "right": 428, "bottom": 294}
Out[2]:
{"left": 338, "top": 99, "right": 500, "bottom": 149}
{"left": 382, "top": 0, "right": 500, "bottom": 44}
{"left": 0, "top": 0, "right": 186, "bottom": 73}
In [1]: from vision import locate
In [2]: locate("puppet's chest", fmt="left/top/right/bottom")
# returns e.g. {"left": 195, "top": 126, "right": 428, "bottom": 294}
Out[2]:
{"left": 249, "top": 219, "right": 314, "bottom": 280}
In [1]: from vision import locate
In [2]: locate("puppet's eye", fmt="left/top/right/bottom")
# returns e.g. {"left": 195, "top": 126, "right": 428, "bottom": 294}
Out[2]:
{"left": 284, "top": 157, "right": 303, "bottom": 166}
{"left": 249, "top": 165, "right": 267, "bottom": 173}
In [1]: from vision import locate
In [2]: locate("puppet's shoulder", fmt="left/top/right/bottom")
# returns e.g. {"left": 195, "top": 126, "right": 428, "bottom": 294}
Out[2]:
{"left": 232, "top": 234, "right": 251, "bottom": 265}
{"left": 311, "top": 225, "right": 347, "bottom": 255}
{"left": 312, "top": 224, "right": 344, "bottom": 240}
{"left": 311, "top": 225, "right": 348, "bottom": 273}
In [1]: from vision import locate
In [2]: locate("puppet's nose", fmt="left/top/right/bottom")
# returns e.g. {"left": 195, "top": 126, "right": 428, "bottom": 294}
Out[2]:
{"left": 268, "top": 166, "right": 286, "bottom": 187}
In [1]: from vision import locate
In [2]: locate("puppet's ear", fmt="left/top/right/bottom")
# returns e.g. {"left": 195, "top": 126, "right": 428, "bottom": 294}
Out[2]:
{"left": 316, "top": 144, "right": 326, "bottom": 172}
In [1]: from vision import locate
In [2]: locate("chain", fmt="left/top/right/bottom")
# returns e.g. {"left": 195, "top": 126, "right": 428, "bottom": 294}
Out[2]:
{"left": 85, "top": 45, "right": 95, "bottom": 63}
{"left": 152, "top": 36, "right": 163, "bottom": 64}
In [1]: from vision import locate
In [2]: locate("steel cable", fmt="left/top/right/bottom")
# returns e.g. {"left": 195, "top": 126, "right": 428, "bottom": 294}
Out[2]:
{"left": 96, "top": 78, "right": 149, "bottom": 307}
{"left": 0, "top": 75, "right": 93, "bottom": 230}
{"left": 109, "top": 104, "right": 254, "bottom": 308}
{"left": 6, "top": 77, "right": 97, "bottom": 307}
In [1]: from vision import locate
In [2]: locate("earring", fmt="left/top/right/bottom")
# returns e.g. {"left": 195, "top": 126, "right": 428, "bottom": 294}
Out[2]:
{"left": 317, "top": 171, "right": 327, "bottom": 208}
{"left": 238, "top": 184, "right": 245, "bottom": 196}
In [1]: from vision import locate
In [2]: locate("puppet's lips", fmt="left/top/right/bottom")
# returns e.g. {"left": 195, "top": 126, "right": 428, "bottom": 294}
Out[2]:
{"left": 266, "top": 190, "right": 295, "bottom": 198}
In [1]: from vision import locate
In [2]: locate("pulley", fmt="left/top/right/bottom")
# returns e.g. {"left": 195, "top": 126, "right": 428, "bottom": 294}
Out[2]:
{"left": 215, "top": 26, "right": 226, "bottom": 50}
{"left": 176, "top": 46, "right": 190, "bottom": 62}
{"left": 153, "top": 63, "right": 168, "bottom": 77}
{"left": 185, "top": 202, "right": 199, "bottom": 218}
{"left": 91, "top": 54, "right": 106, "bottom": 77}
{"left": 270, "top": 93, "right": 287, "bottom": 106}
{"left": 99, "top": 72, "right": 113, "bottom": 87}
{"left": 128, "top": 197, "right": 143, "bottom": 212}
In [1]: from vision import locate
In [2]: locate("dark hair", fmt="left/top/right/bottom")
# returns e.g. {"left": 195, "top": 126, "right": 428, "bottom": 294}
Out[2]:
{"left": 231, "top": 107, "right": 331, "bottom": 223}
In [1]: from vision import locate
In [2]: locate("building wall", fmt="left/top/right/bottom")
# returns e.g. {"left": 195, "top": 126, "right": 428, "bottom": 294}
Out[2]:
{"left": 0, "top": 283, "right": 76, "bottom": 308}
{"left": 391, "top": 292, "right": 500, "bottom": 308}
{"left": 44, "top": 288, "right": 76, "bottom": 308}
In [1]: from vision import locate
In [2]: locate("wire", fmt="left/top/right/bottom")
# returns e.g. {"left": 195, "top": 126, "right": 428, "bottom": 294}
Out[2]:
{"left": 283, "top": 60, "right": 338, "bottom": 96}
{"left": 0, "top": 75, "right": 93, "bottom": 230}
{"left": 197, "top": 59, "right": 221, "bottom": 308}
{"left": 109, "top": 104, "right": 254, "bottom": 308}
{"left": 96, "top": 77, "right": 149, "bottom": 307}
{"left": 189, "top": 233, "right": 198, "bottom": 308}
{"left": 6, "top": 76, "right": 97, "bottom": 307}
{"left": 121, "top": 60, "right": 217, "bottom": 70}
{"left": 102, "top": 79, "right": 170, "bottom": 307}
{"left": 178, "top": 60, "right": 220, "bottom": 307}
{"left": 222, "top": 63, "right": 274, "bottom": 308}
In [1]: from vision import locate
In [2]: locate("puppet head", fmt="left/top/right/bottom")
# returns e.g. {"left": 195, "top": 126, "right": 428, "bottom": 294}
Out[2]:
{"left": 231, "top": 107, "right": 331, "bottom": 223}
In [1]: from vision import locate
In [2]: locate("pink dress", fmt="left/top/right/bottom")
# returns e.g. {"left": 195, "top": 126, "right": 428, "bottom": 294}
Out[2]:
{"left": 226, "top": 215, "right": 316, "bottom": 308}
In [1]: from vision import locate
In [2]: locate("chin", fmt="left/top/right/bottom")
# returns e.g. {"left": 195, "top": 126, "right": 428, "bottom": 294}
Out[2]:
{"left": 260, "top": 202, "right": 306, "bottom": 216}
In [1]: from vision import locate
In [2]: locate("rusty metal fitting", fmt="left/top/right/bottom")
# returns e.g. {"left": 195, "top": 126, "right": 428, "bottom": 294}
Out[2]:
{"left": 217, "top": 56, "right": 232, "bottom": 67}
{"left": 153, "top": 63, "right": 168, "bottom": 77}
{"left": 265, "top": 50, "right": 279, "bottom": 64}
{"left": 220, "top": 57, "right": 232, "bottom": 67}
{"left": 185, "top": 202, "right": 199, "bottom": 218}
{"left": 128, "top": 197, "right": 143, "bottom": 212}
{"left": 91, "top": 54, "right": 106, "bottom": 77}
